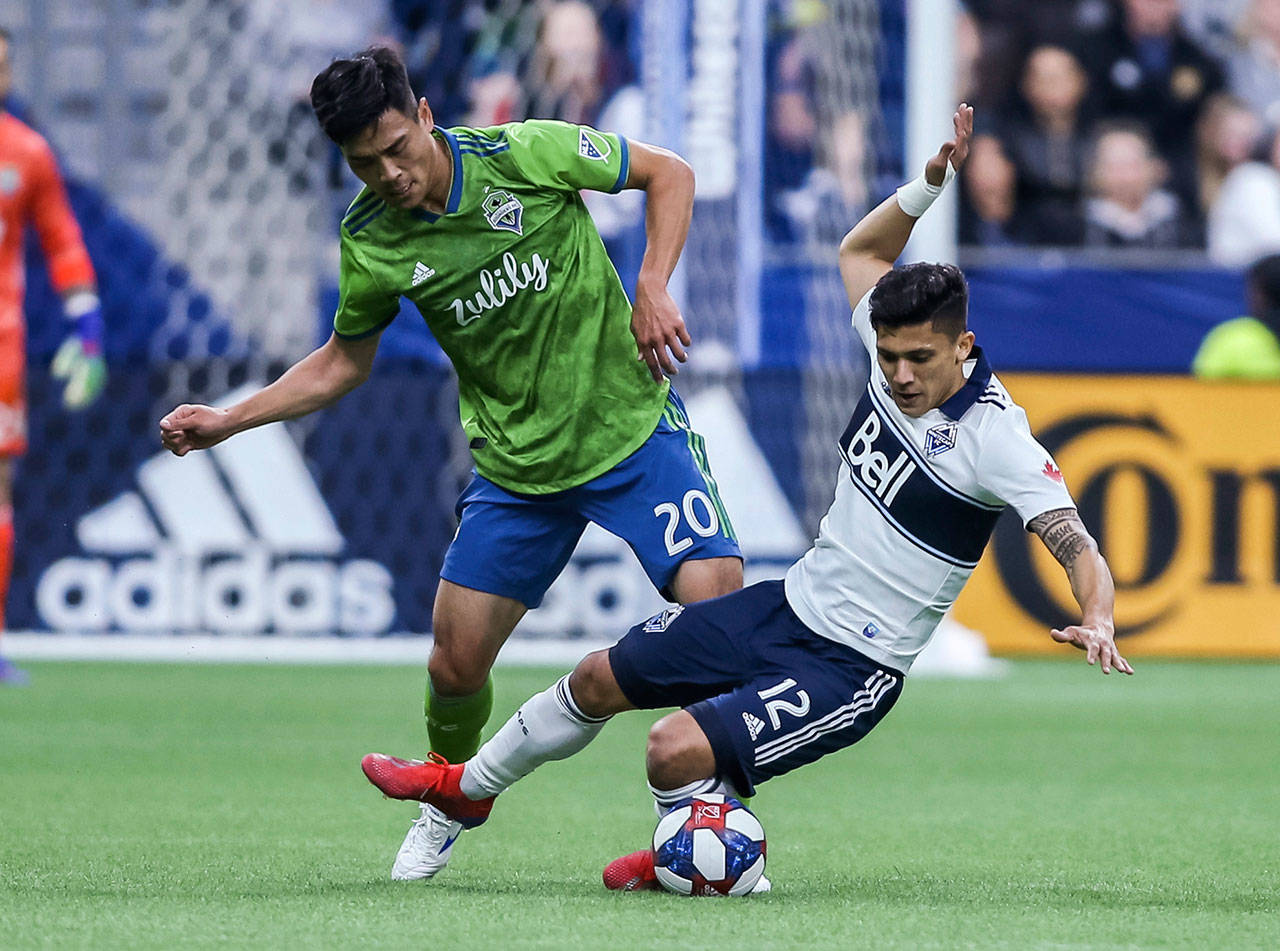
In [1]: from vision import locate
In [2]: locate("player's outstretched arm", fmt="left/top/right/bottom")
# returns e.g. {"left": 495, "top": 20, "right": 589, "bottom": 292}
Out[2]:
{"left": 838, "top": 103, "right": 974, "bottom": 308}
{"left": 1028, "top": 507, "right": 1134, "bottom": 676}
{"left": 622, "top": 140, "right": 695, "bottom": 382}
{"left": 158, "top": 331, "right": 381, "bottom": 456}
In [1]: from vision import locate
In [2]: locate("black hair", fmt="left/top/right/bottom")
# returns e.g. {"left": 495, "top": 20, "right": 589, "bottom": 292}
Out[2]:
{"left": 310, "top": 46, "right": 418, "bottom": 146}
{"left": 0, "top": 27, "right": 10, "bottom": 44}
{"left": 1247, "top": 253, "right": 1280, "bottom": 334}
{"left": 869, "top": 262, "right": 969, "bottom": 339}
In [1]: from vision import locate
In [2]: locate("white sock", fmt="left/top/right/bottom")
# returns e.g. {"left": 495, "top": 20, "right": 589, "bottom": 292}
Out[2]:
{"left": 460, "top": 675, "right": 609, "bottom": 799}
{"left": 650, "top": 776, "right": 742, "bottom": 816}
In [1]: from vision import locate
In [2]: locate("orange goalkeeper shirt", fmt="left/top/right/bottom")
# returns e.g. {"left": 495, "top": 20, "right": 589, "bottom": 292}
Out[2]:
{"left": 0, "top": 111, "right": 95, "bottom": 331}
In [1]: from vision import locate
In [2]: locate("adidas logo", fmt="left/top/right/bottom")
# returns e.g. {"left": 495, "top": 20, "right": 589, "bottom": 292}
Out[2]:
{"left": 742, "top": 712, "right": 766, "bottom": 741}
{"left": 411, "top": 261, "right": 435, "bottom": 286}
{"left": 36, "top": 385, "right": 396, "bottom": 636}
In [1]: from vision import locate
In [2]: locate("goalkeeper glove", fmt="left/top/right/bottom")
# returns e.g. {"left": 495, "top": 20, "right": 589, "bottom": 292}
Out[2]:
{"left": 52, "top": 291, "right": 106, "bottom": 410}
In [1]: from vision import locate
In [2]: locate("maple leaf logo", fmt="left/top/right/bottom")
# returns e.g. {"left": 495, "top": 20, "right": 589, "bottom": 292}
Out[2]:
{"left": 1042, "top": 460, "right": 1064, "bottom": 483}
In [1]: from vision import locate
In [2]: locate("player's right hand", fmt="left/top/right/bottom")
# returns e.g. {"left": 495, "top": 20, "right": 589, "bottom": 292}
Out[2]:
{"left": 159, "top": 404, "right": 233, "bottom": 456}
{"left": 924, "top": 103, "right": 974, "bottom": 186}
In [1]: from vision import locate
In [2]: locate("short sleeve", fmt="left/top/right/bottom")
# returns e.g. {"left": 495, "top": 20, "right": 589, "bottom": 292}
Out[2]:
{"left": 503, "top": 119, "right": 630, "bottom": 194}
{"left": 850, "top": 289, "right": 876, "bottom": 355}
{"left": 333, "top": 239, "right": 399, "bottom": 339}
{"left": 977, "top": 406, "right": 1076, "bottom": 526}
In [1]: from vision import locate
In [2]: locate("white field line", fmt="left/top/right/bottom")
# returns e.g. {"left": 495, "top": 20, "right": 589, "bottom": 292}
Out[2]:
{"left": 3, "top": 633, "right": 612, "bottom": 666}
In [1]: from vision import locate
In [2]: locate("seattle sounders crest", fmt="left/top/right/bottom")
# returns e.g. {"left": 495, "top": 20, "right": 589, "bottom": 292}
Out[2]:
{"left": 482, "top": 188, "right": 524, "bottom": 235}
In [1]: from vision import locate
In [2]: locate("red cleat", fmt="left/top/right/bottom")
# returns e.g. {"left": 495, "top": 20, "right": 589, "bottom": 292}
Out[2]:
{"left": 602, "top": 849, "right": 660, "bottom": 891}
{"left": 360, "top": 752, "right": 495, "bottom": 829}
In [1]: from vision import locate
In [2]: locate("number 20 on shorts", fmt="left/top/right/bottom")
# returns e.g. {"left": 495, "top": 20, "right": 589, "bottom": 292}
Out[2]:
{"left": 653, "top": 489, "right": 720, "bottom": 556}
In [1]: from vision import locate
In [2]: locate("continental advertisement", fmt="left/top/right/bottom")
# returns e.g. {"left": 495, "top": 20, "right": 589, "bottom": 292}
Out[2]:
{"left": 955, "top": 376, "right": 1280, "bottom": 658}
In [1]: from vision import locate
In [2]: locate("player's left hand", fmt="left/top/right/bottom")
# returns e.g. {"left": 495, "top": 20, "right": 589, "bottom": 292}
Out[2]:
{"left": 51, "top": 336, "right": 106, "bottom": 410}
{"left": 631, "top": 278, "right": 691, "bottom": 382}
{"left": 1050, "top": 623, "right": 1134, "bottom": 675}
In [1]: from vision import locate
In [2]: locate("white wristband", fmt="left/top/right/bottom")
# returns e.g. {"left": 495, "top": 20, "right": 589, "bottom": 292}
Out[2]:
{"left": 895, "top": 162, "right": 956, "bottom": 218}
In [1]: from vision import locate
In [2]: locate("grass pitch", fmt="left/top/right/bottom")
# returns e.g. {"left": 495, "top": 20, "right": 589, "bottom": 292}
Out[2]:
{"left": 2, "top": 659, "right": 1277, "bottom": 950}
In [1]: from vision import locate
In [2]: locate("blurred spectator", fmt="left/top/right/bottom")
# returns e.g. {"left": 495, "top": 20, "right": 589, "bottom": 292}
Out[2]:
{"left": 1074, "top": 0, "right": 1226, "bottom": 203}
{"left": 465, "top": 69, "right": 523, "bottom": 128}
{"left": 963, "top": 45, "right": 1092, "bottom": 245}
{"left": 765, "top": 1, "right": 877, "bottom": 243}
{"left": 1179, "top": 0, "right": 1252, "bottom": 59}
{"left": 766, "top": 6, "right": 820, "bottom": 240}
{"left": 1208, "top": 126, "right": 1280, "bottom": 265}
{"left": 1223, "top": 0, "right": 1280, "bottom": 128}
{"left": 962, "top": 134, "right": 1018, "bottom": 244}
{"left": 397, "top": 1, "right": 501, "bottom": 127}
{"left": 1192, "top": 252, "right": 1280, "bottom": 377}
{"left": 1082, "top": 123, "right": 1202, "bottom": 248}
{"left": 525, "top": 1, "right": 607, "bottom": 124}
{"left": 954, "top": 6, "right": 984, "bottom": 106}
{"left": 1194, "top": 93, "right": 1264, "bottom": 213}
{"left": 963, "top": 0, "right": 1112, "bottom": 108}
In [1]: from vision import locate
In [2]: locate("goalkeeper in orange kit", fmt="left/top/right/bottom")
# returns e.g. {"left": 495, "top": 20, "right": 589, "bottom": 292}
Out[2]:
{"left": 0, "top": 27, "right": 106, "bottom": 684}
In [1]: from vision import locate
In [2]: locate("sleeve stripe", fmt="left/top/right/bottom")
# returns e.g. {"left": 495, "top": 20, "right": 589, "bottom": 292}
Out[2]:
{"left": 343, "top": 192, "right": 380, "bottom": 222}
{"left": 609, "top": 135, "right": 631, "bottom": 194}
{"left": 459, "top": 145, "right": 510, "bottom": 158}
{"left": 334, "top": 310, "right": 397, "bottom": 340}
{"left": 345, "top": 205, "right": 386, "bottom": 236}
{"left": 453, "top": 130, "right": 508, "bottom": 151}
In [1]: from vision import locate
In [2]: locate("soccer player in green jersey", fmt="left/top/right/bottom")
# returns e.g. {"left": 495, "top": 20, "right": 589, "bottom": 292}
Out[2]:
{"left": 159, "top": 47, "right": 743, "bottom": 881}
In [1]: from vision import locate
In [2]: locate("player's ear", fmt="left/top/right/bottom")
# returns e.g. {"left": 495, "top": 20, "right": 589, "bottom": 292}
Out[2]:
{"left": 417, "top": 97, "right": 434, "bottom": 130}
{"left": 956, "top": 330, "right": 975, "bottom": 361}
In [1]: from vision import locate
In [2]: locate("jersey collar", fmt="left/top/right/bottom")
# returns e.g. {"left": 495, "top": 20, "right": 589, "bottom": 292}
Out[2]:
{"left": 937, "top": 345, "right": 993, "bottom": 421}
{"left": 412, "top": 128, "right": 464, "bottom": 222}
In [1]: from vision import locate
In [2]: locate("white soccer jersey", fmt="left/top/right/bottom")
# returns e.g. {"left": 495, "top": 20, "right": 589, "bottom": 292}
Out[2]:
{"left": 784, "top": 290, "right": 1075, "bottom": 672}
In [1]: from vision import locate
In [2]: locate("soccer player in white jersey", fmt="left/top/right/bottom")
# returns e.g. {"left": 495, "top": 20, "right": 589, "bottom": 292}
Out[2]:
{"left": 358, "top": 104, "right": 1133, "bottom": 891}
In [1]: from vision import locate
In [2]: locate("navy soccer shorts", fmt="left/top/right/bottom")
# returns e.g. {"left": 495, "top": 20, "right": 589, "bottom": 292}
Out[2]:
{"left": 440, "top": 388, "right": 741, "bottom": 608}
{"left": 609, "top": 580, "right": 904, "bottom": 797}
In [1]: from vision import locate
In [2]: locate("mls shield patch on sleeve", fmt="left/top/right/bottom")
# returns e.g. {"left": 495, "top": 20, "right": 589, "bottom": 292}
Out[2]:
{"left": 578, "top": 128, "right": 612, "bottom": 162}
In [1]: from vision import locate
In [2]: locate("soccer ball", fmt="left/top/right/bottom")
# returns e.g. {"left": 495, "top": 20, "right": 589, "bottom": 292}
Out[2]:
{"left": 652, "top": 793, "right": 766, "bottom": 896}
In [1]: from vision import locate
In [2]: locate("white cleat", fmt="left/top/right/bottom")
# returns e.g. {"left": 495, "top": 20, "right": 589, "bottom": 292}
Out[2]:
{"left": 391, "top": 802, "right": 464, "bottom": 881}
{"left": 751, "top": 874, "right": 772, "bottom": 894}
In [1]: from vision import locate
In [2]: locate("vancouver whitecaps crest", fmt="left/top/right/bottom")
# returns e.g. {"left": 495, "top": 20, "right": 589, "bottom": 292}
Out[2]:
{"left": 450, "top": 251, "right": 551, "bottom": 326}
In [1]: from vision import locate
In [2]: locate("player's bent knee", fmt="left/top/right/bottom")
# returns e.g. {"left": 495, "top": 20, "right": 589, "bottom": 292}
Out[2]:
{"left": 670, "top": 556, "right": 744, "bottom": 603}
{"left": 427, "top": 648, "right": 490, "bottom": 697}
{"left": 646, "top": 711, "right": 716, "bottom": 789}
{"left": 567, "top": 650, "right": 631, "bottom": 718}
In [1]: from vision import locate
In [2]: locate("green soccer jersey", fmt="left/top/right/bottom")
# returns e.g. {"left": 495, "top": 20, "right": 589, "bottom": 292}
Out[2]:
{"left": 334, "top": 119, "right": 669, "bottom": 494}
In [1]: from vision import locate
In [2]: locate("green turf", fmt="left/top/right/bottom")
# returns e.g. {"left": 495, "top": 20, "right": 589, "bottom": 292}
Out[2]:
{"left": 2, "top": 660, "right": 1277, "bottom": 950}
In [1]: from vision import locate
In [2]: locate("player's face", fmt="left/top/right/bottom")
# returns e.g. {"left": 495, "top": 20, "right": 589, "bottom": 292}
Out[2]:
{"left": 341, "top": 99, "right": 439, "bottom": 209}
{"left": 874, "top": 323, "right": 975, "bottom": 418}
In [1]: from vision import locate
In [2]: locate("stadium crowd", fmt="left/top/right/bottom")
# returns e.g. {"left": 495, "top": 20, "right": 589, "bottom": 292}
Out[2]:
{"left": 958, "top": 0, "right": 1280, "bottom": 263}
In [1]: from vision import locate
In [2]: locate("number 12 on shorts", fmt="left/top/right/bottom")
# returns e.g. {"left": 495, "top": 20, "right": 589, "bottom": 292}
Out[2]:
{"left": 757, "top": 678, "right": 811, "bottom": 731}
{"left": 653, "top": 489, "right": 721, "bottom": 556}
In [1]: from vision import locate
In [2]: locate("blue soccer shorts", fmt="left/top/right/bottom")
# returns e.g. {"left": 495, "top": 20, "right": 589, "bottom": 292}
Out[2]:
{"left": 440, "top": 389, "right": 741, "bottom": 609}
{"left": 608, "top": 580, "right": 904, "bottom": 797}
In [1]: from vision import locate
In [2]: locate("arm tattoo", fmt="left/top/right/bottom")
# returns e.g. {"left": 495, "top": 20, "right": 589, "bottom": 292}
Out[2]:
{"left": 1028, "top": 507, "right": 1095, "bottom": 569}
